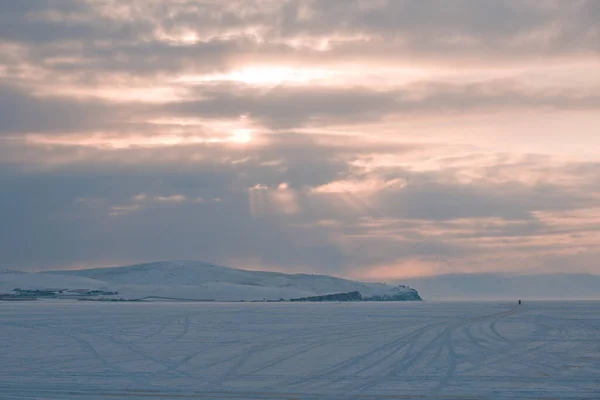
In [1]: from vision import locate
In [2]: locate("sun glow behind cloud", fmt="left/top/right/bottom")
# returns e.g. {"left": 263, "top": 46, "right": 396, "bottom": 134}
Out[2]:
{"left": 178, "top": 66, "right": 333, "bottom": 86}
{"left": 25, "top": 132, "right": 255, "bottom": 149}
{"left": 230, "top": 129, "right": 253, "bottom": 144}
{"left": 176, "top": 63, "right": 458, "bottom": 88}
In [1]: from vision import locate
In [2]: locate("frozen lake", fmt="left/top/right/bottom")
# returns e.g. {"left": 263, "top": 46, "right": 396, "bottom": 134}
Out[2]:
{"left": 1, "top": 301, "right": 598, "bottom": 399}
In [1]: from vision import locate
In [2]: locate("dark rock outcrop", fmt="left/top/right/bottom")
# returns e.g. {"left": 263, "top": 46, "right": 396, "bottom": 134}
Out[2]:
{"left": 363, "top": 288, "right": 422, "bottom": 301}
{"left": 290, "top": 291, "right": 363, "bottom": 302}
{"left": 289, "top": 288, "right": 423, "bottom": 302}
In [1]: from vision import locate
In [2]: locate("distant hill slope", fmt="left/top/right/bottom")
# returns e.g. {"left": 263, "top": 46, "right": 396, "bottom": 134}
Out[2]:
{"left": 3, "top": 261, "right": 420, "bottom": 301}
{"left": 399, "top": 273, "right": 600, "bottom": 301}
{"left": 0, "top": 270, "right": 111, "bottom": 296}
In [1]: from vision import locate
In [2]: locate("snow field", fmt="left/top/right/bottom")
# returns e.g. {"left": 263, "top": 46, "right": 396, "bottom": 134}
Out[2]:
{"left": 1, "top": 301, "right": 598, "bottom": 399}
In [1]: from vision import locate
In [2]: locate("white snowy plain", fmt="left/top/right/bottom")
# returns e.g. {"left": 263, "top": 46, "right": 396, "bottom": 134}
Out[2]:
{"left": 1, "top": 301, "right": 598, "bottom": 400}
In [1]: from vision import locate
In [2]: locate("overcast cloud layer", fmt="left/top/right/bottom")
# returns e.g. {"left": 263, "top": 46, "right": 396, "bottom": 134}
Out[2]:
{"left": 1, "top": 0, "right": 599, "bottom": 279}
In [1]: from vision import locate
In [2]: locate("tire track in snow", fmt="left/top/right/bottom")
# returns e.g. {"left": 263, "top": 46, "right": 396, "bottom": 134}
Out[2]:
{"left": 156, "top": 313, "right": 193, "bottom": 348}
{"left": 430, "top": 326, "right": 457, "bottom": 394}
{"left": 220, "top": 320, "right": 402, "bottom": 386}
{"left": 351, "top": 305, "right": 518, "bottom": 394}
{"left": 280, "top": 321, "right": 447, "bottom": 390}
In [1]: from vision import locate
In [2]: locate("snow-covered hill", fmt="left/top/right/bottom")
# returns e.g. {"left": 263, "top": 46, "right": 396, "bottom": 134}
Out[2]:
{"left": 2, "top": 261, "right": 421, "bottom": 301}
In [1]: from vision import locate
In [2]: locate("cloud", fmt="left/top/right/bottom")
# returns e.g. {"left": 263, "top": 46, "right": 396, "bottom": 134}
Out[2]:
{"left": 0, "top": 83, "right": 126, "bottom": 135}
{"left": 0, "top": 0, "right": 599, "bottom": 278}
{"left": 312, "top": 178, "right": 406, "bottom": 194}
{"left": 2, "top": 141, "right": 598, "bottom": 275}
{"left": 109, "top": 204, "right": 142, "bottom": 216}
{"left": 2, "top": 1, "right": 598, "bottom": 77}
{"left": 107, "top": 193, "right": 209, "bottom": 216}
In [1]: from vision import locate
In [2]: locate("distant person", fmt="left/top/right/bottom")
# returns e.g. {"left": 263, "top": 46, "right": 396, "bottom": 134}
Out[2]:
{"left": 518, "top": 300, "right": 522, "bottom": 305}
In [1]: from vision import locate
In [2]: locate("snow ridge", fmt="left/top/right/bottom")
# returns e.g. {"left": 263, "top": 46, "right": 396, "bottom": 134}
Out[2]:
{"left": 2, "top": 261, "right": 421, "bottom": 301}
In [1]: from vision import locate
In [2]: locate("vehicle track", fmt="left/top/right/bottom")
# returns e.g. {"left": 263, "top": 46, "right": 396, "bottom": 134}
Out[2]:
{"left": 3, "top": 302, "right": 599, "bottom": 400}
{"left": 280, "top": 320, "right": 447, "bottom": 390}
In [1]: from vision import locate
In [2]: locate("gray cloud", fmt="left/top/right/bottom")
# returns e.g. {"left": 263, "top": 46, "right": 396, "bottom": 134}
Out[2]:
{"left": 1, "top": 79, "right": 598, "bottom": 142}
{"left": 279, "top": 0, "right": 599, "bottom": 54}
{"left": 165, "top": 82, "right": 600, "bottom": 128}
{"left": 1, "top": 0, "right": 599, "bottom": 277}
{"left": 0, "top": 82, "right": 129, "bottom": 135}
{"left": 1, "top": 0, "right": 598, "bottom": 86}
{"left": 2, "top": 137, "right": 599, "bottom": 274}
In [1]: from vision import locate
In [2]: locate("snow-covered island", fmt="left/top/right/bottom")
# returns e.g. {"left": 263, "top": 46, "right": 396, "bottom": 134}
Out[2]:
{"left": 0, "top": 261, "right": 422, "bottom": 302}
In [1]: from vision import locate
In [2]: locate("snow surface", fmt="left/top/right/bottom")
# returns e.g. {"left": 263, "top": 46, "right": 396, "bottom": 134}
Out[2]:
{"left": 1, "top": 301, "right": 598, "bottom": 399}
{"left": 3, "top": 261, "right": 417, "bottom": 301}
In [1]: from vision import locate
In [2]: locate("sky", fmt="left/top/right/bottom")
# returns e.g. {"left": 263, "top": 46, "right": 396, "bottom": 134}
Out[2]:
{"left": 1, "top": 0, "right": 599, "bottom": 280}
